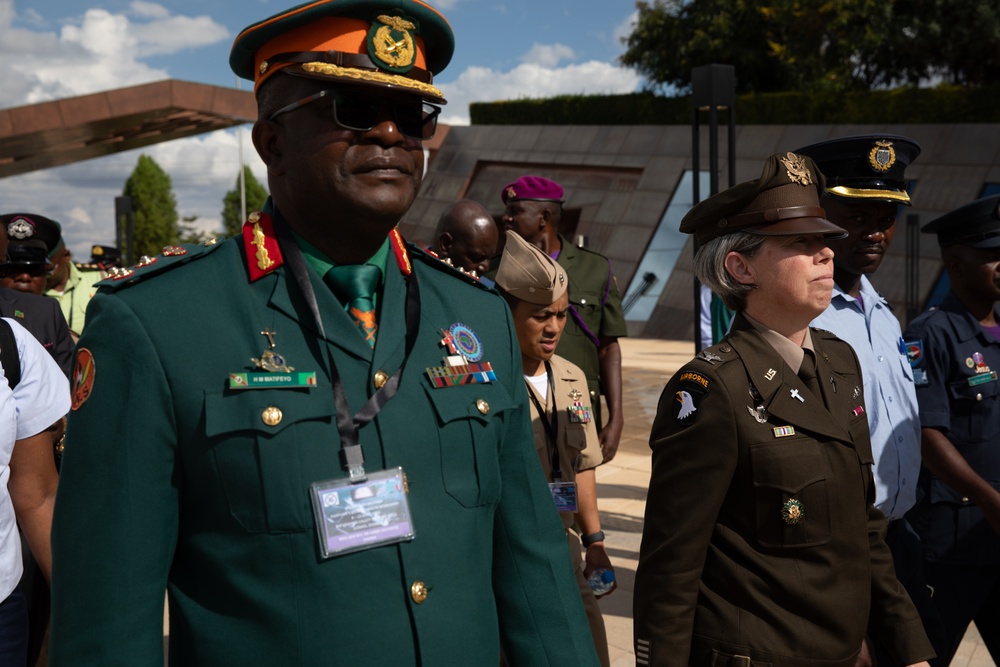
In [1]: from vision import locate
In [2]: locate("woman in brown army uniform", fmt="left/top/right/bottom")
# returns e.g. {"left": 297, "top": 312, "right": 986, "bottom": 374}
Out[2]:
{"left": 495, "top": 231, "right": 615, "bottom": 666}
{"left": 633, "top": 153, "right": 935, "bottom": 667}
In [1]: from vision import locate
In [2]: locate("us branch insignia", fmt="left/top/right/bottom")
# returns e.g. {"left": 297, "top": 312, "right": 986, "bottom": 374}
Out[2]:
{"left": 369, "top": 12, "right": 418, "bottom": 72}
{"left": 868, "top": 140, "right": 896, "bottom": 172}
{"left": 781, "top": 152, "right": 813, "bottom": 186}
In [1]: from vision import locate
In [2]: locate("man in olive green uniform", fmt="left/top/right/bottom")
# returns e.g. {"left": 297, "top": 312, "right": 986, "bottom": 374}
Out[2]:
{"left": 495, "top": 230, "right": 615, "bottom": 666}
{"left": 48, "top": 3, "right": 599, "bottom": 666}
{"left": 634, "top": 153, "right": 934, "bottom": 667}
{"left": 492, "top": 176, "right": 627, "bottom": 462}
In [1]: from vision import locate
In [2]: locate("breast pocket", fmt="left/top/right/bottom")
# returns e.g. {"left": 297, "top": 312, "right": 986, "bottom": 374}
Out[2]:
{"left": 750, "top": 439, "right": 832, "bottom": 548}
{"left": 569, "top": 289, "right": 603, "bottom": 334}
{"left": 205, "top": 387, "right": 336, "bottom": 534}
{"left": 948, "top": 378, "right": 1000, "bottom": 443}
{"left": 424, "top": 383, "right": 515, "bottom": 508}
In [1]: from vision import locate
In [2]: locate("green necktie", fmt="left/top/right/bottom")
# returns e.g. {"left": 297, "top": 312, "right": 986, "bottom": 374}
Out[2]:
{"left": 324, "top": 265, "right": 380, "bottom": 348}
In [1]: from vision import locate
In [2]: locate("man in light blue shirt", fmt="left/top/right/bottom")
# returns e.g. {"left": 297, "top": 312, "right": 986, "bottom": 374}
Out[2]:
{"left": 798, "top": 135, "right": 943, "bottom": 666}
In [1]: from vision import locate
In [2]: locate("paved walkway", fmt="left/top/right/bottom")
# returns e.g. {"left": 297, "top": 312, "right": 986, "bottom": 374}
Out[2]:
{"left": 598, "top": 338, "right": 993, "bottom": 667}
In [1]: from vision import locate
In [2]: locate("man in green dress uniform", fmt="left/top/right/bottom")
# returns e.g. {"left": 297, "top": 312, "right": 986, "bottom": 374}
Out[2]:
{"left": 49, "top": 2, "right": 598, "bottom": 665}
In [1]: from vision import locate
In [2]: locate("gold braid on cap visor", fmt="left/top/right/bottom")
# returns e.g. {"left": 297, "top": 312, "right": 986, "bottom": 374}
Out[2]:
{"left": 301, "top": 62, "right": 443, "bottom": 99}
{"left": 828, "top": 186, "right": 911, "bottom": 204}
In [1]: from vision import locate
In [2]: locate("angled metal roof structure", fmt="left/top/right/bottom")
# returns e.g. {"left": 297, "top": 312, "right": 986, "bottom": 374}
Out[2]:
{"left": 0, "top": 80, "right": 257, "bottom": 178}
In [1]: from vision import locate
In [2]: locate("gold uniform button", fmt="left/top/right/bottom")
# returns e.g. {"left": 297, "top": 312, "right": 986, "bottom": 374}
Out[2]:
{"left": 410, "top": 580, "right": 428, "bottom": 604}
{"left": 476, "top": 399, "right": 490, "bottom": 415}
{"left": 262, "top": 406, "right": 283, "bottom": 426}
{"left": 374, "top": 370, "right": 389, "bottom": 390}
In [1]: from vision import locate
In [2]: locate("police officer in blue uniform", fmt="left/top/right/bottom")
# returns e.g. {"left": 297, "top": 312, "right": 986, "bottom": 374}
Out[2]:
{"left": 903, "top": 194, "right": 1000, "bottom": 667}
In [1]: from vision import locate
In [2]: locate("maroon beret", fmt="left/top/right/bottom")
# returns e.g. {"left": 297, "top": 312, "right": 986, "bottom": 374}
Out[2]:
{"left": 501, "top": 176, "right": 565, "bottom": 205}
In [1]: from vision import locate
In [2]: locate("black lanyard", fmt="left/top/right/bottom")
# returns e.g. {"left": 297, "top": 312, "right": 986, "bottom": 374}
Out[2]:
{"left": 525, "top": 361, "right": 561, "bottom": 482}
{"left": 274, "top": 215, "right": 421, "bottom": 482}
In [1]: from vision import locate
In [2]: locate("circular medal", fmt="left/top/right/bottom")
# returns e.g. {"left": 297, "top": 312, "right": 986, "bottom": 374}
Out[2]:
{"left": 449, "top": 323, "right": 483, "bottom": 362}
{"left": 781, "top": 498, "right": 804, "bottom": 525}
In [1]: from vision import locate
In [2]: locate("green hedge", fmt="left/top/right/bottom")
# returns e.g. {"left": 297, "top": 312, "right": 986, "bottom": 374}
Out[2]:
{"left": 469, "top": 86, "right": 1000, "bottom": 125}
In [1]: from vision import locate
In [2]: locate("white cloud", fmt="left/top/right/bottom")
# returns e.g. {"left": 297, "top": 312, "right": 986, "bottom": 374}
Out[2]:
{"left": 0, "top": 129, "right": 268, "bottom": 258}
{"left": 433, "top": 0, "right": 464, "bottom": 8}
{"left": 613, "top": 10, "right": 639, "bottom": 51}
{"left": 521, "top": 43, "right": 575, "bottom": 68}
{"left": 0, "top": 3, "right": 228, "bottom": 103}
{"left": 438, "top": 60, "right": 641, "bottom": 126}
{"left": 129, "top": 1, "right": 170, "bottom": 20}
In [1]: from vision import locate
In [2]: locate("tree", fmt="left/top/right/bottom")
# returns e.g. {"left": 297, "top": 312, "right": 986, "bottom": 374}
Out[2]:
{"left": 619, "top": 0, "right": 1000, "bottom": 94}
{"left": 122, "top": 154, "right": 179, "bottom": 259}
{"left": 221, "top": 166, "right": 269, "bottom": 238}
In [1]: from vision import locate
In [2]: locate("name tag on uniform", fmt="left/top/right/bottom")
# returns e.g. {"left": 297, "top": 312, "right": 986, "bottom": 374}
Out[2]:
{"left": 549, "top": 481, "right": 578, "bottom": 513}
{"left": 310, "top": 467, "right": 415, "bottom": 559}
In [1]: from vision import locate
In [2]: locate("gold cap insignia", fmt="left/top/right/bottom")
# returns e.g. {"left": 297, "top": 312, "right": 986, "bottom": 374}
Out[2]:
{"left": 506, "top": 186, "right": 517, "bottom": 200}
{"left": 781, "top": 152, "right": 813, "bottom": 186}
{"left": 868, "top": 140, "right": 896, "bottom": 172}
{"left": 368, "top": 12, "right": 418, "bottom": 73}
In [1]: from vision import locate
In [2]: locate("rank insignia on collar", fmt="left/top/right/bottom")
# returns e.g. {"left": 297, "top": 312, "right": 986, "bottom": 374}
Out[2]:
{"left": 868, "top": 140, "right": 896, "bottom": 172}
{"left": 781, "top": 498, "right": 804, "bottom": 524}
{"left": 697, "top": 350, "right": 722, "bottom": 365}
{"left": 242, "top": 211, "right": 284, "bottom": 282}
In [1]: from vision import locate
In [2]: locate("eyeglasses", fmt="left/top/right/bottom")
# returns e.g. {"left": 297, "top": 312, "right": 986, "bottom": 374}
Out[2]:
{"left": 269, "top": 88, "right": 440, "bottom": 141}
{"left": 0, "top": 263, "right": 51, "bottom": 278}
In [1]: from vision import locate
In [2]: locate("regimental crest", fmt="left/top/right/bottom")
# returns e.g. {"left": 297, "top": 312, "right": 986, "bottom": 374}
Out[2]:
{"left": 868, "top": 140, "right": 896, "bottom": 173}
{"left": 368, "top": 12, "right": 419, "bottom": 73}
{"left": 7, "top": 217, "right": 34, "bottom": 239}
{"left": 781, "top": 152, "right": 813, "bottom": 186}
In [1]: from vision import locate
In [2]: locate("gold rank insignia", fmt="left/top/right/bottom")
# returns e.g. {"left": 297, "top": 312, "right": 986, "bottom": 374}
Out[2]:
{"left": 781, "top": 152, "right": 813, "bottom": 186}
{"left": 368, "top": 12, "right": 418, "bottom": 72}
{"left": 868, "top": 140, "right": 896, "bottom": 172}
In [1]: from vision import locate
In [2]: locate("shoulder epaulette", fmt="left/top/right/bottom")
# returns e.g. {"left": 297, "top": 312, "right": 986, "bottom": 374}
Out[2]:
{"left": 96, "top": 237, "right": 226, "bottom": 290}
{"left": 74, "top": 262, "right": 104, "bottom": 272}
{"left": 408, "top": 243, "right": 494, "bottom": 291}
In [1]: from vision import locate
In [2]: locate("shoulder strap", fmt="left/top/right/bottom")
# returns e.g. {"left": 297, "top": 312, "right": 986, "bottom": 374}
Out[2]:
{"left": 0, "top": 318, "right": 21, "bottom": 389}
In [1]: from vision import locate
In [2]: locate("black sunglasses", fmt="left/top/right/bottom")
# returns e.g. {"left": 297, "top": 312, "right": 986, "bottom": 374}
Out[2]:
{"left": 269, "top": 88, "right": 440, "bottom": 141}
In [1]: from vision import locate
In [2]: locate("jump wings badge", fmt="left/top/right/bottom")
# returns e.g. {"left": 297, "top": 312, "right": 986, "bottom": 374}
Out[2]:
{"left": 368, "top": 13, "right": 418, "bottom": 72}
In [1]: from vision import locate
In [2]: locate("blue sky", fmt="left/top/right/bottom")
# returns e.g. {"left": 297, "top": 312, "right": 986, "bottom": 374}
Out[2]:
{"left": 0, "top": 0, "right": 640, "bottom": 256}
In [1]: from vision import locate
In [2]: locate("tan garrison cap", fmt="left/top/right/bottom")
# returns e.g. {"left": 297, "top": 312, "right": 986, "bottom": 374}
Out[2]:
{"left": 681, "top": 152, "right": 847, "bottom": 245}
{"left": 495, "top": 231, "right": 567, "bottom": 305}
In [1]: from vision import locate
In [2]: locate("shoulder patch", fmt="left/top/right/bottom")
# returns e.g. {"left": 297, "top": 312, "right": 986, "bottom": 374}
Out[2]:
{"left": 672, "top": 371, "right": 711, "bottom": 426}
{"left": 96, "top": 238, "right": 226, "bottom": 291}
{"left": 409, "top": 244, "right": 495, "bottom": 290}
{"left": 905, "top": 339, "right": 923, "bottom": 367}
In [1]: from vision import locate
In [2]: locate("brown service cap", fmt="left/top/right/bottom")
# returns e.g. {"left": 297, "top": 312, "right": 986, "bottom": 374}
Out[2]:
{"left": 680, "top": 152, "right": 847, "bottom": 245}
{"left": 495, "top": 231, "right": 567, "bottom": 305}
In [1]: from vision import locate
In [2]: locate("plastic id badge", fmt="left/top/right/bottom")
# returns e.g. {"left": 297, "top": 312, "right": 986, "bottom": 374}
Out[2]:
{"left": 310, "top": 467, "right": 415, "bottom": 559}
{"left": 548, "top": 481, "right": 578, "bottom": 513}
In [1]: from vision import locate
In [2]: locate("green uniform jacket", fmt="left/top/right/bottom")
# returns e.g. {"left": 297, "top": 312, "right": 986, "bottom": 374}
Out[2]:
{"left": 634, "top": 315, "right": 933, "bottom": 667}
{"left": 50, "top": 223, "right": 599, "bottom": 666}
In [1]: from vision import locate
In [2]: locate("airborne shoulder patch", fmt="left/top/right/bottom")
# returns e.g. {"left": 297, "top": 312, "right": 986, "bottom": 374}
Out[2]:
{"left": 672, "top": 372, "right": 710, "bottom": 426}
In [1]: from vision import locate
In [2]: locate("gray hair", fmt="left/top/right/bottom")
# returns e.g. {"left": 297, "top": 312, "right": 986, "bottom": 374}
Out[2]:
{"left": 694, "top": 231, "right": 766, "bottom": 311}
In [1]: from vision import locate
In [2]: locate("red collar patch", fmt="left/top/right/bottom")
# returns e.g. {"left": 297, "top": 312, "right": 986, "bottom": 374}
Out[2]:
{"left": 390, "top": 228, "right": 412, "bottom": 277}
{"left": 242, "top": 211, "right": 284, "bottom": 282}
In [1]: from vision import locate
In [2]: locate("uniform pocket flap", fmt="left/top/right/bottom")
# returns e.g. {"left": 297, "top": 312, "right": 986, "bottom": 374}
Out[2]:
{"left": 750, "top": 442, "right": 828, "bottom": 494}
{"left": 423, "top": 382, "right": 516, "bottom": 425}
{"left": 928, "top": 478, "right": 971, "bottom": 505}
{"left": 948, "top": 377, "right": 999, "bottom": 401}
{"left": 204, "top": 386, "right": 335, "bottom": 437}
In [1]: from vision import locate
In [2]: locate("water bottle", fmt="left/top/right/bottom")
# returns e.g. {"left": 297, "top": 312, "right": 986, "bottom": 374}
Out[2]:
{"left": 588, "top": 568, "right": 615, "bottom": 595}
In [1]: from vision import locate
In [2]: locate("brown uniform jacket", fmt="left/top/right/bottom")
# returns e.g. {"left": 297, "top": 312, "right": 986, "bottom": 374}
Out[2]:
{"left": 525, "top": 354, "right": 602, "bottom": 529}
{"left": 634, "top": 315, "right": 934, "bottom": 667}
